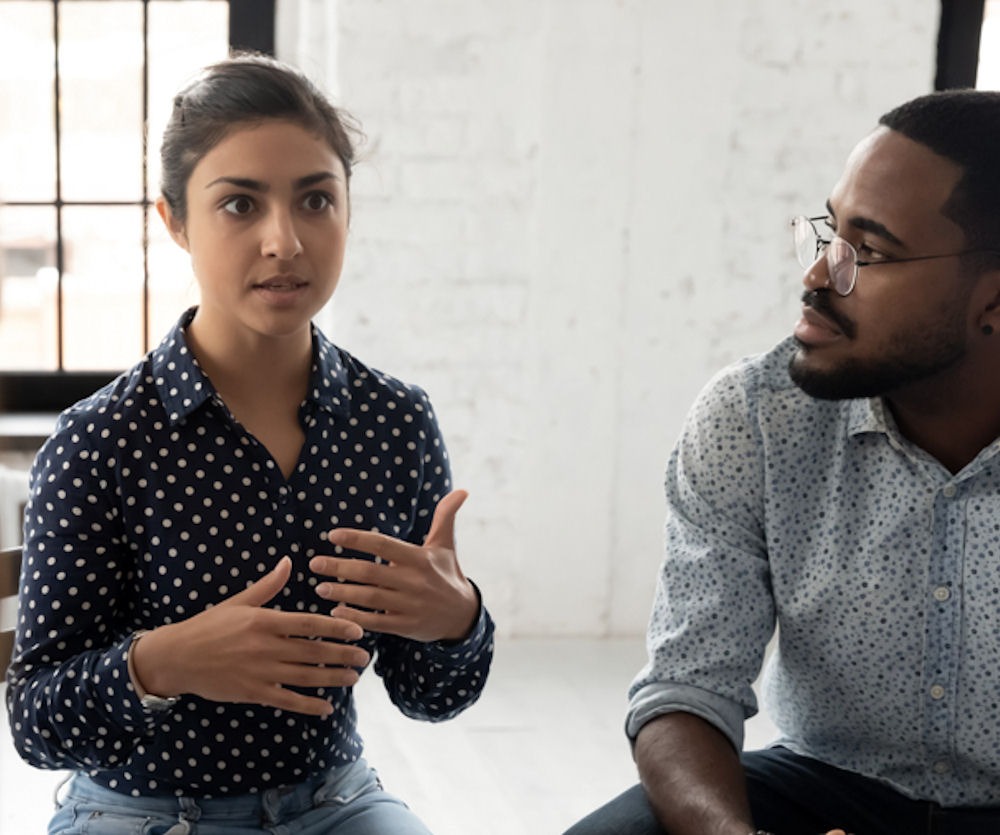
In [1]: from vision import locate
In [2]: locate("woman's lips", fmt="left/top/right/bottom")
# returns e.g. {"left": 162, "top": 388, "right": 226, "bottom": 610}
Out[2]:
{"left": 251, "top": 276, "right": 310, "bottom": 307}
{"left": 254, "top": 275, "right": 307, "bottom": 291}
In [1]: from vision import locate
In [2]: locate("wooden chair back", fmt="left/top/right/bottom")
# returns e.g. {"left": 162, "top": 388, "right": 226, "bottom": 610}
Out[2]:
{"left": 0, "top": 546, "right": 22, "bottom": 676}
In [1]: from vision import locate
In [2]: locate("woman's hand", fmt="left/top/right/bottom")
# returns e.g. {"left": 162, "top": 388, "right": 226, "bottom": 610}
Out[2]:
{"left": 131, "top": 556, "right": 371, "bottom": 717}
{"left": 310, "top": 490, "right": 479, "bottom": 643}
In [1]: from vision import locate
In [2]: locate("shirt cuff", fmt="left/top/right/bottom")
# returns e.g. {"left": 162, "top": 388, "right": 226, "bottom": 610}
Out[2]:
{"left": 423, "top": 581, "right": 494, "bottom": 662}
{"left": 109, "top": 634, "right": 161, "bottom": 731}
{"left": 627, "top": 681, "right": 747, "bottom": 751}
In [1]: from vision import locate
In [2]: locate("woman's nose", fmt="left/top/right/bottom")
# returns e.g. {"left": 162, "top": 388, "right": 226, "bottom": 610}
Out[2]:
{"left": 261, "top": 210, "right": 303, "bottom": 260}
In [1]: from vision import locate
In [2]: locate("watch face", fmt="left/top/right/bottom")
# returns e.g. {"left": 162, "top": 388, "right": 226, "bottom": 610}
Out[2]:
{"left": 140, "top": 693, "right": 178, "bottom": 712}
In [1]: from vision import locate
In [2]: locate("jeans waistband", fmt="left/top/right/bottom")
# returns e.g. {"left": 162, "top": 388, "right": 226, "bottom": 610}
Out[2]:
{"left": 63, "top": 758, "right": 372, "bottom": 824}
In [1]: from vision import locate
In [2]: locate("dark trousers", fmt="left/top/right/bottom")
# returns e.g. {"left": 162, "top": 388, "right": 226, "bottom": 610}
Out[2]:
{"left": 563, "top": 747, "right": 1000, "bottom": 835}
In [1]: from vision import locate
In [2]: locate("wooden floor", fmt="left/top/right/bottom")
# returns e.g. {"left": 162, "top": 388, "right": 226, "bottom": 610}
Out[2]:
{"left": 1, "top": 638, "right": 778, "bottom": 834}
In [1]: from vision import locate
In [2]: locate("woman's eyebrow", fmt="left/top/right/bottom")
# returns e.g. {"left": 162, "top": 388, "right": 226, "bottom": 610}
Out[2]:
{"left": 205, "top": 175, "right": 266, "bottom": 191}
{"left": 204, "top": 171, "right": 340, "bottom": 191}
{"left": 295, "top": 171, "right": 340, "bottom": 189}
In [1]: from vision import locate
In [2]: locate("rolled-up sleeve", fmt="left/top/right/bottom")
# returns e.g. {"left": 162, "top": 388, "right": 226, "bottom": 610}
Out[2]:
{"left": 626, "top": 360, "right": 776, "bottom": 751}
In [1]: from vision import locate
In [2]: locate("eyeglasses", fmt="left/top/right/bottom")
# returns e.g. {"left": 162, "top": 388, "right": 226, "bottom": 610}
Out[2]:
{"left": 790, "top": 214, "right": 999, "bottom": 296}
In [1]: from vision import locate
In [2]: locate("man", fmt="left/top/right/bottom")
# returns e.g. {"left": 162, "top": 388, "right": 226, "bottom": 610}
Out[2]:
{"left": 566, "top": 90, "right": 1000, "bottom": 835}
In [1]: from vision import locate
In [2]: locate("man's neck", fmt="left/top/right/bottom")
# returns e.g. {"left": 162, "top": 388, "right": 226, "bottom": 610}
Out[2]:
{"left": 886, "top": 367, "right": 1000, "bottom": 474}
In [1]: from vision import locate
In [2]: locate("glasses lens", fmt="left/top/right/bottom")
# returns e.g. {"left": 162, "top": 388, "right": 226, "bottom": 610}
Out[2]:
{"left": 826, "top": 237, "right": 857, "bottom": 295}
{"left": 792, "top": 216, "right": 819, "bottom": 269}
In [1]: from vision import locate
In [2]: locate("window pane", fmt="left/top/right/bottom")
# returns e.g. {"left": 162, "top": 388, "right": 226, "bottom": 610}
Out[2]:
{"left": 0, "top": 0, "right": 241, "bottom": 374}
{"left": 147, "top": 1, "right": 229, "bottom": 198}
{"left": 148, "top": 211, "right": 200, "bottom": 341}
{"left": 59, "top": 0, "right": 144, "bottom": 202}
{"left": 0, "top": 1, "right": 57, "bottom": 202}
{"left": 0, "top": 205, "right": 59, "bottom": 370}
{"left": 979, "top": 0, "right": 1000, "bottom": 90}
{"left": 61, "top": 206, "right": 144, "bottom": 370}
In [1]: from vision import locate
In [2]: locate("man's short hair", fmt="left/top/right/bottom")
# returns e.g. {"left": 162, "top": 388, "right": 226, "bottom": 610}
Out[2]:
{"left": 879, "top": 90, "right": 1000, "bottom": 260}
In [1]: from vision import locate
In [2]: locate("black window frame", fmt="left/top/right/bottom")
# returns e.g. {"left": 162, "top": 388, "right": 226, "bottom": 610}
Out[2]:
{"left": 4, "top": 0, "right": 988, "bottom": 415}
{"left": 936, "top": 0, "right": 987, "bottom": 89}
{"left": 0, "top": 0, "right": 274, "bottom": 416}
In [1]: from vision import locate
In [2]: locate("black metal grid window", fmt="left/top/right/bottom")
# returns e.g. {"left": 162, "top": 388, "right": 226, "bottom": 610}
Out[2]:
{"left": 0, "top": 0, "right": 273, "bottom": 414}
{"left": 937, "top": 0, "right": 988, "bottom": 89}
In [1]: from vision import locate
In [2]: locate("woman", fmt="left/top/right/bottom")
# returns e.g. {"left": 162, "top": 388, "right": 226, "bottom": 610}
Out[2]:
{"left": 6, "top": 54, "right": 494, "bottom": 834}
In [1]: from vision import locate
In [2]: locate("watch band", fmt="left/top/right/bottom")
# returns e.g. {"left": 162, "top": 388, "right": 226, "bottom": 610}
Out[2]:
{"left": 127, "top": 629, "right": 180, "bottom": 713}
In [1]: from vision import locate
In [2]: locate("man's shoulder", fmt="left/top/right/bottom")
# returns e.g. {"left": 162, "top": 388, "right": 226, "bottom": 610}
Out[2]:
{"left": 689, "top": 337, "right": 848, "bottom": 444}
{"left": 696, "top": 338, "right": 857, "bottom": 456}
{"left": 698, "top": 337, "right": 801, "bottom": 412}
{"left": 756, "top": 336, "right": 801, "bottom": 387}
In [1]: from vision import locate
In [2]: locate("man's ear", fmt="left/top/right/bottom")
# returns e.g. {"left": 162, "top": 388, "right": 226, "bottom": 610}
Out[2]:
{"left": 975, "top": 268, "right": 1000, "bottom": 335}
{"left": 155, "top": 197, "right": 189, "bottom": 251}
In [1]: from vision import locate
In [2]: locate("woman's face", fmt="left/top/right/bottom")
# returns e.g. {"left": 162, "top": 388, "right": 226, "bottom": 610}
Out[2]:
{"left": 157, "top": 119, "right": 349, "bottom": 348}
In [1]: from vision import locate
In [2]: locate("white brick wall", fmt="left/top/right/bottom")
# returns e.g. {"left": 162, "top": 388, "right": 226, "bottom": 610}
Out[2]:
{"left": 278, "top": 0, "right": 939, "bottom": 636}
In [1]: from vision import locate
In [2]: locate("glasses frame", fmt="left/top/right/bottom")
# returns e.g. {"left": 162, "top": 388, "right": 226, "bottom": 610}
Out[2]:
{"left": 791, "top": 214, "right": 1000, "bottom": 296}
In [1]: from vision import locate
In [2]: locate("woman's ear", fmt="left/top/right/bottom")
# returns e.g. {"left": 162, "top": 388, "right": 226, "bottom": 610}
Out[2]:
{"left": 155, "top": 197, "right": 189, "bottom": 251}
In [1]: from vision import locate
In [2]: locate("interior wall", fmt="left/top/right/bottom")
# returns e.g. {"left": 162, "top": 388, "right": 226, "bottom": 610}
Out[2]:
{"left": 277, "top": 0, "right": 940, "bottom": 636}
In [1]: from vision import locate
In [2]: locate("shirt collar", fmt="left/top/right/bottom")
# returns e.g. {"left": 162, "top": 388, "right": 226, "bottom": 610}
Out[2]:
{"left": 310, "top": 327, "right": 353, "bottom": 418}
{"left": 845, "top": 392, "right": 1000, "bottom": 473}
{"left": 150, "top": 308, "right": 352, "bottom": 425}
{"left": 846, "top": 396, "right": 891, "bottom": 438}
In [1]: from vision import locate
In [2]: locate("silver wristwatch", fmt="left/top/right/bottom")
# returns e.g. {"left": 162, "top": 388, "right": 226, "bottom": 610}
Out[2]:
{"left": 127, "top": 629, "right": 180, "bottom": 713}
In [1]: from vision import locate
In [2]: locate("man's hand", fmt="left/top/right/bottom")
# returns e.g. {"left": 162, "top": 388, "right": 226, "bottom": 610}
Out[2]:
{"left": 132, "top": 556, "right": 371, "bottom": 717}
{"left": 309, "top": 490, "right": 479, "bottom": 643}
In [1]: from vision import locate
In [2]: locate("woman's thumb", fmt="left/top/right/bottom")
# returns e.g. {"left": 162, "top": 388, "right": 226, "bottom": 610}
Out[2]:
{"left": 219, "top": 556, "right": 291, "bottom": 608}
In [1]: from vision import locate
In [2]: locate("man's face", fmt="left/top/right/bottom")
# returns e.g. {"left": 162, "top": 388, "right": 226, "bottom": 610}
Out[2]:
{"left": 788, "top": 127, "right": 975, "bottom": 400}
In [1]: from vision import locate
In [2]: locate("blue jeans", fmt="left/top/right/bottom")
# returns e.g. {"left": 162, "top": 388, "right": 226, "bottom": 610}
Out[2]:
{"left": 563, "top": 747, "right": 1000, "bottom": 835}
{"left": 49, "top": 759, "right": 433, "bottom": 835}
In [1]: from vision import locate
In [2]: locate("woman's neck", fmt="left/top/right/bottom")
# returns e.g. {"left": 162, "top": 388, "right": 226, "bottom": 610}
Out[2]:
{"left": 185, "top": 315, "right": 314, "bottom": 407}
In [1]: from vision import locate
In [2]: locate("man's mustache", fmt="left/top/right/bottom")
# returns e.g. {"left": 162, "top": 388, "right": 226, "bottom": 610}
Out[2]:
{"left": 802, "top": 290, "right": 856, "bottom": 338}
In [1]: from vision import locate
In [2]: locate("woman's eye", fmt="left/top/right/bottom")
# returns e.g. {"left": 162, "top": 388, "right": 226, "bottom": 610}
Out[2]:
{"left": 302, "top": 192, "right": 333, "bottom": 211}
{"left": 222, "top": 196, "right": 254, "bottom": 216}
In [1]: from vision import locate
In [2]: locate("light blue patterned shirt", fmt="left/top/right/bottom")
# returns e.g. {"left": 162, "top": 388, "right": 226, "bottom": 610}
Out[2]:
{"left": 628, "top": 336, "right": 1000, "bottom": 807}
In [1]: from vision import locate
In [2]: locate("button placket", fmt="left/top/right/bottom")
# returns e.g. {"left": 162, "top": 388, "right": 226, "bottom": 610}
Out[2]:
{"left": 921, "top": 480, "right": 965, "bottom": 793}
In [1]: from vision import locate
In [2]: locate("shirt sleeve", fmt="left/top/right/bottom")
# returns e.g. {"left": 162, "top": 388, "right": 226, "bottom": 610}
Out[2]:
{"left": 372, "top": 387, "right": 495, "bottom": 721}
{"left": 626, "top": 360, "right": 776, "bottom": 751}
{"left": 5, "top": 417, "right": 158, "bottom": 771}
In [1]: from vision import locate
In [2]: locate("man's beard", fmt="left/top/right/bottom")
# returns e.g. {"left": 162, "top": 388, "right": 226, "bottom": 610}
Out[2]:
{"left": 788, "top": 290, "right": 969, "bottom": 400}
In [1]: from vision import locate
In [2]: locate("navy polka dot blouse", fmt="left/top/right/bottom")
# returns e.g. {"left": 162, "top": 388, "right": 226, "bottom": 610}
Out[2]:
{"left": 5, "top": 308, "right": 495, "bottom": 798}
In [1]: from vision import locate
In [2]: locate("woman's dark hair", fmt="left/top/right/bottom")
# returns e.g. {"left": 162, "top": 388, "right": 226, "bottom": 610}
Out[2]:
{"left": 879, "top": 90, "right": 1000, "bottom": 259}
{"left": 160, "top": 52, "right": 361, "bottom": 221}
